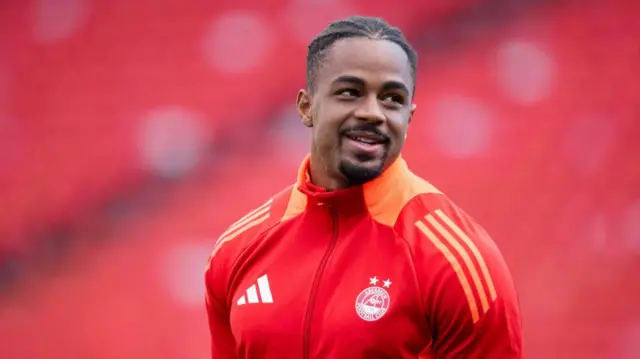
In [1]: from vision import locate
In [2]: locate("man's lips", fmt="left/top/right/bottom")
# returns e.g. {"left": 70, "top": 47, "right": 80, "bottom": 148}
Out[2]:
{"left": 343, "top": 130, "right": 388, "bottom": 145}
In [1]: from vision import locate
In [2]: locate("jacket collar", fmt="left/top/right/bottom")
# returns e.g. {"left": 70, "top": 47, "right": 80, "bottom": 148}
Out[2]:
{"left": 282, "top": 154, "right": 439, "bottom": 226}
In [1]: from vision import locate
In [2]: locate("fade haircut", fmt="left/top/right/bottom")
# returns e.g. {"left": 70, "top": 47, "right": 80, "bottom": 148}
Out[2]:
{"left": 306, "top": 15, "right": 418, "bottom": 93}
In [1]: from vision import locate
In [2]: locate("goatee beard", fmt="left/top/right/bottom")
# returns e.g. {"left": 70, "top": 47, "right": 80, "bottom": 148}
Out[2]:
{"left": 338, "top": 153, "right": 388, "bottom": 187}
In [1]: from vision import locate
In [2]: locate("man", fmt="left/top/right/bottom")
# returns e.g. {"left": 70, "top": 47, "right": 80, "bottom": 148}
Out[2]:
{"left": 205, "top": 16, "right": 523, "bottom": 358}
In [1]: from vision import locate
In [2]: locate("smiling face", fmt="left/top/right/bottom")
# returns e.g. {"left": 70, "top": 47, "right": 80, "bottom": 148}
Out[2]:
{"left": 297, "top": 37, "right": 416, "bottom": 189}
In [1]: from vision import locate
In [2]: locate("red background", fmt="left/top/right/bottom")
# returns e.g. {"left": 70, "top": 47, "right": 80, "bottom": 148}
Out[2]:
{"left": 0, "top": 0, "right": 638, "bottom": 358}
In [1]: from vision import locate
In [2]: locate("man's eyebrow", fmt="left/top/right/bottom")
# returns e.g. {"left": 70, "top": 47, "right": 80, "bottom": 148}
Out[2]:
{"left": 331, "top": 75, "right": 366, "bottom": 87}
{"left": 331, "top": 75, "right": 410, "bottom": 95}
{"left": 381, "top": 81, "right": 410, "bottom": 96}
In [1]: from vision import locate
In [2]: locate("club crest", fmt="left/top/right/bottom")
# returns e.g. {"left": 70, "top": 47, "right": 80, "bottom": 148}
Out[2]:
{"left": 355, "top": 276, "right": 392, "bottom": 322}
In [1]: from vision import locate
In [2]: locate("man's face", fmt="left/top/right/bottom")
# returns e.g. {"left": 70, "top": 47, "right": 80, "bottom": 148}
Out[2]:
{"left": 297, "top": 37, "right": 415, "bottom": 187}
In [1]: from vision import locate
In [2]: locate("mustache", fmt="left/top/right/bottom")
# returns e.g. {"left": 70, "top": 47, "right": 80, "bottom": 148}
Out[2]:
{"left": 341, "top": 124, "right": 390, "bottom": 141}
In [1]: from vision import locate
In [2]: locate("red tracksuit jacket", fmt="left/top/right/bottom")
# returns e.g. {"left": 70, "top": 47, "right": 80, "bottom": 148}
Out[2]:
{"left": 205, "top": 155, "right": 523, "bottom": 358}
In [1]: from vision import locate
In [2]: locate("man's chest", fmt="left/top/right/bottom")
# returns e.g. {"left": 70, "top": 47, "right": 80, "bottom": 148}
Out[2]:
{"left": 227, "top": 218, "right": 430, "bottom": 358}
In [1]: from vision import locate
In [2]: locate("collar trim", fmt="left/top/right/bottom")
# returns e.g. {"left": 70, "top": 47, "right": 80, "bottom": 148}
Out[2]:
{"left": 282, "top": 154, "right": 442, "bottom": 226}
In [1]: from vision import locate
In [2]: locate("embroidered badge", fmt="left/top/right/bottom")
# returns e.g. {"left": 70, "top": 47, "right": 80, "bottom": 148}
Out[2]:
{"left": 355, "top": 276, "right": 392, "bottom": 322}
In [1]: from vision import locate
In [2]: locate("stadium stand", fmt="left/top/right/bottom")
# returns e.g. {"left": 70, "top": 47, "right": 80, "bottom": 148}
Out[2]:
{"left": 0, "top": 0, "right": 481, "bottom": 252}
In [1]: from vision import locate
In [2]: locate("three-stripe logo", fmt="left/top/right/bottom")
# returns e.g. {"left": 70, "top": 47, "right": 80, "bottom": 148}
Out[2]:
{"left": 415, "top": 209, "right": 497, "bottom": 324}
{"left": 237, "top": 274, "right": 274, "bottom": 306}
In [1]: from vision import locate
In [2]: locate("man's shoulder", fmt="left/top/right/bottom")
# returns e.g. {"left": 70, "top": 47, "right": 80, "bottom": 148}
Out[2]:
{"left": 394, "top": 175, "right": 496, "bottom": 253}
{"left": 207, "top": 184, "right": 298, "bottom": 264}
{"left": 395, "top": 177, "right": 509, "bottom": 308}
{"left": 394, "top": 177, "right": 507, "bottom": 292}
{"left": 394, "top": 177, "right": 519, "bottom": 337}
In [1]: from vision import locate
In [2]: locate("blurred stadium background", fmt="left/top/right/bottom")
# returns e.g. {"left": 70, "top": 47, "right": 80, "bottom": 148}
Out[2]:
{"left": 0, "top": 0, "right": 639, "bottom": 358}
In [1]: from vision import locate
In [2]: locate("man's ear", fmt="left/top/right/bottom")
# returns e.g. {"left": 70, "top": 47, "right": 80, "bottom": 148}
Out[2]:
{"left": 296, "top": 89, "right": 313, "bottom": 127}
{"left": 408, "top": 103, "right": 417, "bottom": 124}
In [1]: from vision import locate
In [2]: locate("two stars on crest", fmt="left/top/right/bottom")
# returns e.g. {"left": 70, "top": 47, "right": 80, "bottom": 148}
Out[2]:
{"left": 369, "top": 276, "right": 392, "bottom": 288}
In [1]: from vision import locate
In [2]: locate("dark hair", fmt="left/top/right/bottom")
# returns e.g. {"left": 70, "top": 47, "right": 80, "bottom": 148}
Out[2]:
{"left": 306, "top": 15, "right": 418, "bottom": 93}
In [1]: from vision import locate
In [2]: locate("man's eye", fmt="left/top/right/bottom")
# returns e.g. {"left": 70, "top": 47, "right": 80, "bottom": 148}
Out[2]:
{"left": 382, "top": 94, "right": 405, "bottom": 104}
{"left": 337, "top": 89, "right": 358, "bottom": 97}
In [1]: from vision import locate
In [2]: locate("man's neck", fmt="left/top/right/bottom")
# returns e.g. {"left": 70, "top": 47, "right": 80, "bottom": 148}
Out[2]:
{"left": 308, "top": 153, "right": 349, "bottom": 191}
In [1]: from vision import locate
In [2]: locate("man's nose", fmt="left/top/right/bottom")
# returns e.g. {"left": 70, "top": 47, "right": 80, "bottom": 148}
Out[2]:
{"left": 354, "top": 95, "right": 385, "bottom": 123}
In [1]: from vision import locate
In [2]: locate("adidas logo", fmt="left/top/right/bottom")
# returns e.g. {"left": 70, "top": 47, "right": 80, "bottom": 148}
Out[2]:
{"left": 237, "top": 274, "right": 274, "bottom": 306}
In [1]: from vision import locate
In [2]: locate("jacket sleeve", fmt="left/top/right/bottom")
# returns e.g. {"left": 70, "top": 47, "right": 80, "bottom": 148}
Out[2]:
{"left": 411, "top": 205, "right": 523, "bottom": 358}
{"left": 203, "top": 196, "right": 282, "bottom": 359}
{"left": 205, "top": 253, "right": 238, "bottom": 359}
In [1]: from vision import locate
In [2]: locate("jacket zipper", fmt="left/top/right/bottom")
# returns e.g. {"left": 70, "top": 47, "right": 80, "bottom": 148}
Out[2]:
{"left": 302, "top": 206, "right": 339, "bottom": 359}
